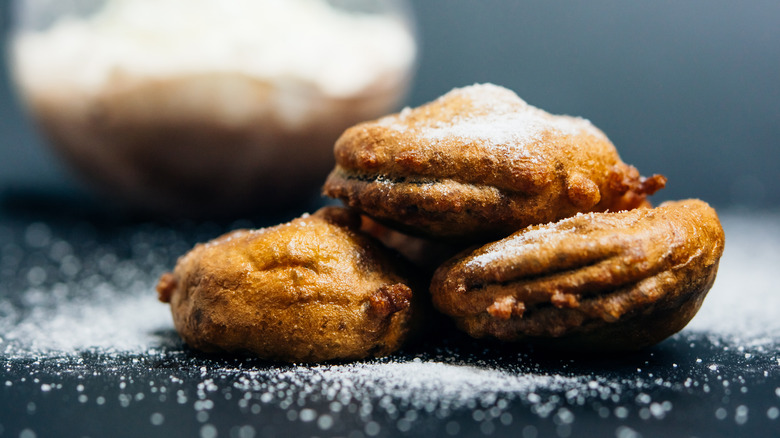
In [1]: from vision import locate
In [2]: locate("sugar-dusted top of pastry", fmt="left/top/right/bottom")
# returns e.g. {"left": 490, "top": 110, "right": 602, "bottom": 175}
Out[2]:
{"left": 379, "top": 83, "right": 607, "bottom": 150}
{"left": 465, "top": 213, "right": 592, "bottom": 269}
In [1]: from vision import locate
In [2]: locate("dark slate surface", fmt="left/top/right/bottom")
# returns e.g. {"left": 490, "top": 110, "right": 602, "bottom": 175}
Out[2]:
{"left": 1, "top": 195, "right": 778, "bottom": 438}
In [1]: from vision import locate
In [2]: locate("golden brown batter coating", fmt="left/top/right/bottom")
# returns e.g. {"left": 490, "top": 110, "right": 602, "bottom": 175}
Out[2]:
{"left": 359, "top": 215, "right": 468, "bottom": 273}
{"left": 324, "top": 84, "right": 666, "bottom": 239}
{"left": 157, "top": 207, "right": 419, "bottom": 363}
{"left": 430, "top": 199, "right": 725, "bottom": 350}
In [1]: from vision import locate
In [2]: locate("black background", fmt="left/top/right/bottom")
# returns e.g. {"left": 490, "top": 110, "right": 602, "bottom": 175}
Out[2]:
{"left": 0, "top": 0, "right": 779, "bottom": 210}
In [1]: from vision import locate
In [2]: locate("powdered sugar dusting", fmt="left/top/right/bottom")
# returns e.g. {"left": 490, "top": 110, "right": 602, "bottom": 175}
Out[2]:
{"left": 225, "top": 358, "right": 631, "bottom": 419}
{"left": 465, "top": 223, "right": 561, "bottom": 269}
{"left": 241, "top": 359, "right": 578, "bottom": 403}
{"left": 1, "top": 289, "right": 170, "bottom": 356}
{"left": 381, "top": 84, "right": 606, "bottom": 152}
{"left": 465, "top": 213, "right": 595, "bottom": 269}
{"left": 686, "top": 211, "right": 780, "bottom": 346}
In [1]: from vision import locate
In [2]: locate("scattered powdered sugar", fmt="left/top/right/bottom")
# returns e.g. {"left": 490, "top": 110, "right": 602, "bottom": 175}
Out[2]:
{"left": 257, "top": 359, "right": 568, "bottom": 405}
{"left": 2, "top": 289, "right": 171, "bottom": 356}
{"left": 0, "top": 219, "right": 188, "bottom": 359}
{"left": 465, "top": 218, "right": 582, "bottom": 268}
{"left": 224, "top": 358, "right": 634, "bottom": 422}
{"left": 381, "top": 84, "right": 606, "bottom": 152}
{"left": 686, "top": 211, "right": 780, "bottom": 346}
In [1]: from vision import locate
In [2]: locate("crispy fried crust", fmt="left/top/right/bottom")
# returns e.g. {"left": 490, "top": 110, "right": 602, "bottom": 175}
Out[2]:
{"left": 430, "top": 199, "right": 725, "bottom": 350}
{"left": 359, "top": 215, "right": 469, "bottom": 273}
{"left": 324, "top": 84, "right": 665, "bottom": 238}
{"left": 156, "top": 207, "right": 419, "bottom": 363}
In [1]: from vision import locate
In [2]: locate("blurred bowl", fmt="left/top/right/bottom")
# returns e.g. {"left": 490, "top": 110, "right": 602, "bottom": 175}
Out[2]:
{"left": 8, "top": 0, "right": 417, "bottom": 217}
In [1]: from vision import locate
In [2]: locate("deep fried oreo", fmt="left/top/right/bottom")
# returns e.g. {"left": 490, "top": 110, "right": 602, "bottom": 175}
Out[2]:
{"left": 157, "top": 207, "right": 419, "bottom": 363}
{"left": 430, "top": 200, "right": 725, "bottom": 350}
{"left": 324, "top": 83, "right": 665, "bottom": 239}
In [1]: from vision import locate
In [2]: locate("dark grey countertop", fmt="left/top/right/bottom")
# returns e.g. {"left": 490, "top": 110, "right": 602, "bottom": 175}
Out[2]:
{"left": 1, "top": 195, "right": 778, "bottom": 438}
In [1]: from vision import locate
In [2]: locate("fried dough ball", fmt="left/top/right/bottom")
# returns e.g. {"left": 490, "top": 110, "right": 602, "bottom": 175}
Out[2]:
{"left": 157, "top": 207, "right": 419, "bottom": 363}
{"left": 324, "top": 83, "right": 666, "bottom": 239}
{"left": 430, "top": 199, "right": 725, "bottom": 350}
